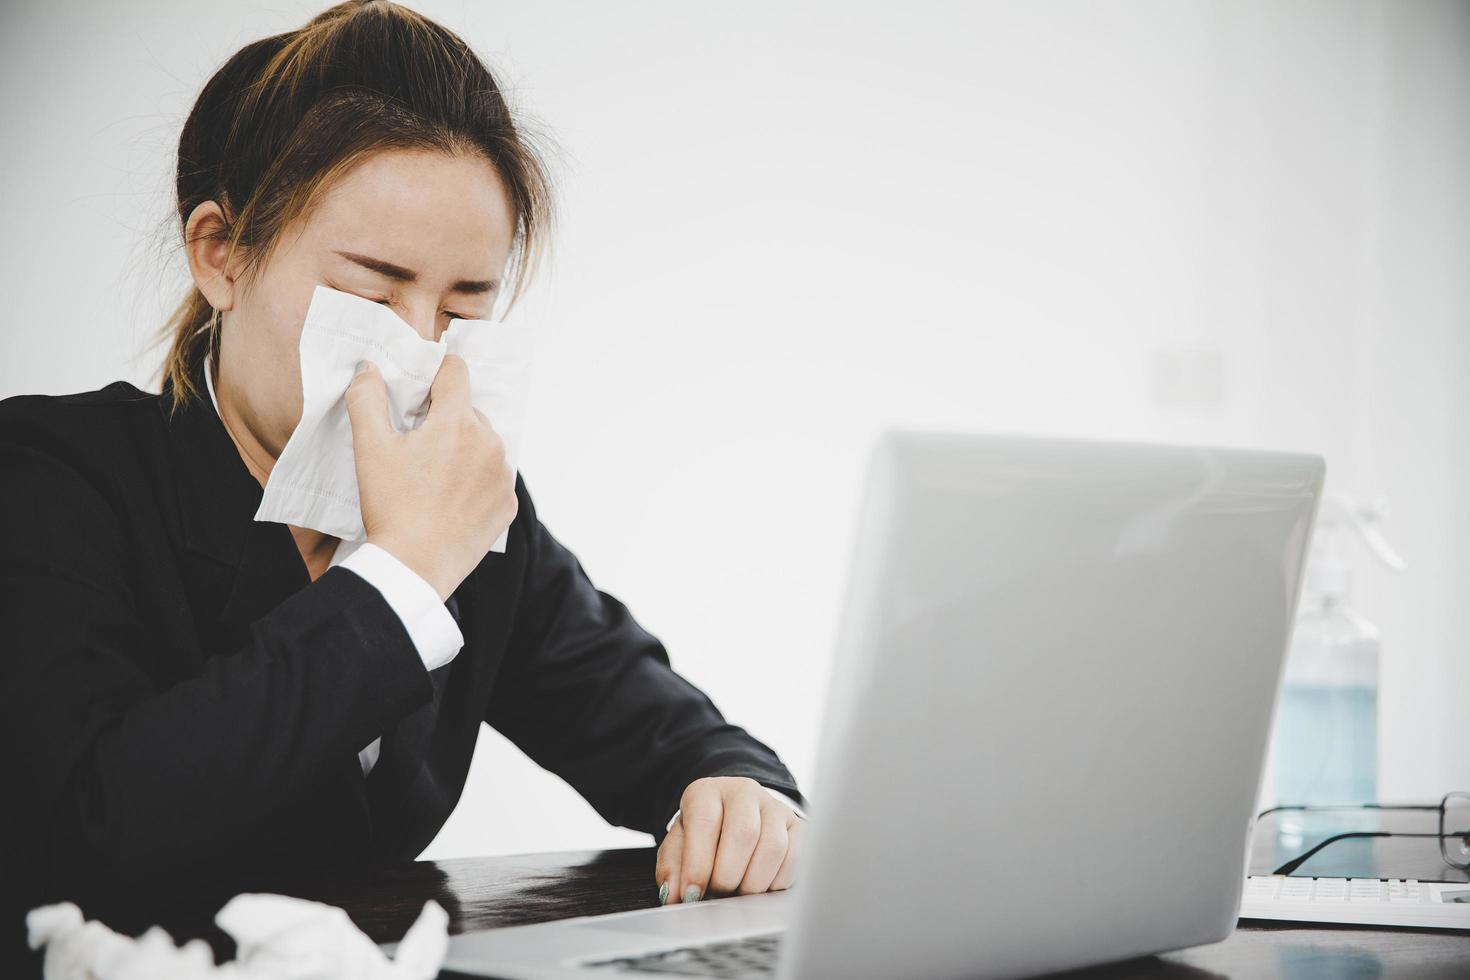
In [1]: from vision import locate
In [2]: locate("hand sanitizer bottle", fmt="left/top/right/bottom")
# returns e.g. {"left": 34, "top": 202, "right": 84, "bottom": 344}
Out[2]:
{"left": 1274, "top": 495, "right": 1403, "bottom": 836}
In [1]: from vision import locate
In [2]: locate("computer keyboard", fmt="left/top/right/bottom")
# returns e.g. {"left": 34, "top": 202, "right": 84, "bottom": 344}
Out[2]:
{"left": 585, "top": 931, "right": 783, "bottom": 977}
{"left": 579, "top": 876, "right": 1470, "bottom": 977}
{"left": 1240, "top": 875, "right": 1470, "bottom": 929}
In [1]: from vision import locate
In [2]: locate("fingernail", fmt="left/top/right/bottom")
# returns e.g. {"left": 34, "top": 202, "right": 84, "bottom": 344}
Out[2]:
{"left": 682, "top": 885, "right": 702, "bottom": 903}
{"left": 354, "top": 359, "right": 373, "bottom": 377}
{"left": 658, "top": 881, "right": 669, "bottom": 905}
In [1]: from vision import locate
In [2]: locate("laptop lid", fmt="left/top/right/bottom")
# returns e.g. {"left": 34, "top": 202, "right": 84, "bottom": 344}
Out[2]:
{"left": 781, "top": 430, "right": 1324, "bottom": 980}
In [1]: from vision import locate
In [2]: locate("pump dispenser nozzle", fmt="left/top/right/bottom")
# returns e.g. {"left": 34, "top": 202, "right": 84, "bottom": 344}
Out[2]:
{"left": 1303, "top": 493, "right": 1405, "bottom": 602}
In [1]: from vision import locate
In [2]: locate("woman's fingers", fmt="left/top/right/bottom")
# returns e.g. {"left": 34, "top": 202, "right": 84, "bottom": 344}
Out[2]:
{"left": 344, "top": 360, "right": 391, "bottom": 450}
{"left": 736, "top": 797, "right": 791, "bottom": 895}
{"left": 708, "top": 791, "right": 763, "bottom": 896}
{"left": 768, "top": 813, "right": 802, "bottom": 891}
{"left": 424, "top": 352, "right": 472, "bottom": 420}
{"left": 672, "top": 786, "right": 724, "bottom": 903}
{"left": 655, "top": 820, "right": 684, "bottom": 906}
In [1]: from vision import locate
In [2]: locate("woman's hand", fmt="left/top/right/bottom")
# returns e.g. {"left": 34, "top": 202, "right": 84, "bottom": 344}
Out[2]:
{"left": 655, "top": 776, "right": 802, "bottom": 905}
{"left": 344, "top": 354, "right": 517, "bottom": 601}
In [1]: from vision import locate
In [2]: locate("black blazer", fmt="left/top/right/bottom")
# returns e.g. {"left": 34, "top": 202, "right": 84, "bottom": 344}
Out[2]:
{"left": 0, "top": 355, "right": 803, "bottom": 961}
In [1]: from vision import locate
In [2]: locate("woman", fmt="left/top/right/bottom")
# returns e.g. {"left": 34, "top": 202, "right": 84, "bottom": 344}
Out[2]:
{"left": 0, "top": 0, "right": 805, "bottom": 959}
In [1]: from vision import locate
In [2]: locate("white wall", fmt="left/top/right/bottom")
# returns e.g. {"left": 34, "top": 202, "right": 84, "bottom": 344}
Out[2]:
{"left": 0, "top": 0, "right": 1465, "bottom": 860}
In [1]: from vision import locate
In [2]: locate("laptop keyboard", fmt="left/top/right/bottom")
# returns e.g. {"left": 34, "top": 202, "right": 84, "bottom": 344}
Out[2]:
{"left": 585, "top": 931, "right": 783, "bottom": 976}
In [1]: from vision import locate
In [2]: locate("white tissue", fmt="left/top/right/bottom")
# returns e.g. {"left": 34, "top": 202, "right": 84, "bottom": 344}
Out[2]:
{"left": 254, "top": 284, "right": 533, "bottom": 552}
{"left": 26, "top": 894, "right": 448, "bottom": 980}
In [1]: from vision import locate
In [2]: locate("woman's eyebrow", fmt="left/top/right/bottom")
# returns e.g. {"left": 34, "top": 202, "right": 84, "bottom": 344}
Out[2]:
{"left": 333, "top": 249, "right": 498, "bottom": 294}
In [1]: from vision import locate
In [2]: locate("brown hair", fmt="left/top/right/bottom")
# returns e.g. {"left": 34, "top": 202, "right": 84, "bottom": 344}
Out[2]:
{"left": 154, "top": 0, "right": 557, "bottom": 415}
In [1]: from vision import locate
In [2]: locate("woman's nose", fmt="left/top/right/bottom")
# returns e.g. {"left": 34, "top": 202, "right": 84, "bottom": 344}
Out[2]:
{"left": 402, "top": 306, "right": 443, "bottom": 343}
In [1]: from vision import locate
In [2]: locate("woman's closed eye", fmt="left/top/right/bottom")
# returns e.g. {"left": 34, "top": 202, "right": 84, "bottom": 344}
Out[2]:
{"left": 369, "top": 297, "right": 472, "bottom": 320}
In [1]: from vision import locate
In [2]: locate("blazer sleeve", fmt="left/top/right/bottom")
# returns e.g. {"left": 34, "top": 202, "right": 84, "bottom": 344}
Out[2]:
{"left": 0, "top": 443, "right": 435, "bottom": 912}
{"left": 485, "top": 478, "right": 805, "bottom": 844}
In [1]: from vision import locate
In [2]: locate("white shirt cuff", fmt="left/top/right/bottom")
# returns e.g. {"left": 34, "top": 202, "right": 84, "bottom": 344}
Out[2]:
{"left": 665, "top": 786, "right": 808, "bottom": 833}
{"left": 330, "top": 539, "right": 464, "bottom": 673}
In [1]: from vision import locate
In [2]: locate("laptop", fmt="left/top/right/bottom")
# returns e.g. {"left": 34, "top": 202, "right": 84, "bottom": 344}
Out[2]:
{"left": 429, "top": 429, "right": 1324, "bottom": 980}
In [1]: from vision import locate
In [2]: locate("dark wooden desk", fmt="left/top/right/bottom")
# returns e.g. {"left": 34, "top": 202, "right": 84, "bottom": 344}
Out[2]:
{"left": 155, "top": 807, "right": 1468, "bottom": 980}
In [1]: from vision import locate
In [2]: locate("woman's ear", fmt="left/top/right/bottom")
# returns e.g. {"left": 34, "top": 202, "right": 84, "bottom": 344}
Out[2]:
{"left": 184, "top": 199, "right": 241, "bottom": 312}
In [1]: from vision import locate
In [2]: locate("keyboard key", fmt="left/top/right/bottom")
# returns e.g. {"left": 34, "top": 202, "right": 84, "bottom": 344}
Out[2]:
{"left": 587, "top": 932, "right": 784, "bottom": 977}
{"left": 1391, "top": 882, "right": 1424, "bottom": 904}
{"left": 1349, "top": 878, "right": 1384, "bottom": 901}
{"left": 1245, "top": 877, "right": 1279, "bottom": 898}
{"left": 1280, "top": 879, "right": 1313, "bottom": 901}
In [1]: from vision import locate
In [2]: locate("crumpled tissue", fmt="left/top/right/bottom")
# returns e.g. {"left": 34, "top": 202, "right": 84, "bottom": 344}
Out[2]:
{"left": 254, "top": 283, "right": 533, "bottom": 553}
{"left": 26, "top": 893, "right": 448, "bottom": 980}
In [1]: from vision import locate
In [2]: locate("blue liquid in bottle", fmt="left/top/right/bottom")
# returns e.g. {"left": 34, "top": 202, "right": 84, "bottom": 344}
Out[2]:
{"left": 1274, "top": 599, "right": 1379, "bottom": 837}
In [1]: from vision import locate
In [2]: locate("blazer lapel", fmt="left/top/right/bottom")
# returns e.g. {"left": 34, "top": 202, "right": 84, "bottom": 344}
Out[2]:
{"left": 157, "top": 357, "right": 375, "bottom": 849}
{"left": 157, "top": 357, "right": 308, "bottom": 623}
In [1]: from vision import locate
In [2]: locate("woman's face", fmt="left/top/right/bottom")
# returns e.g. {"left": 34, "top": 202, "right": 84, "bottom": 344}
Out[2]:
{"left": 189, "top": 147, "right": 516, "bottom": 461}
